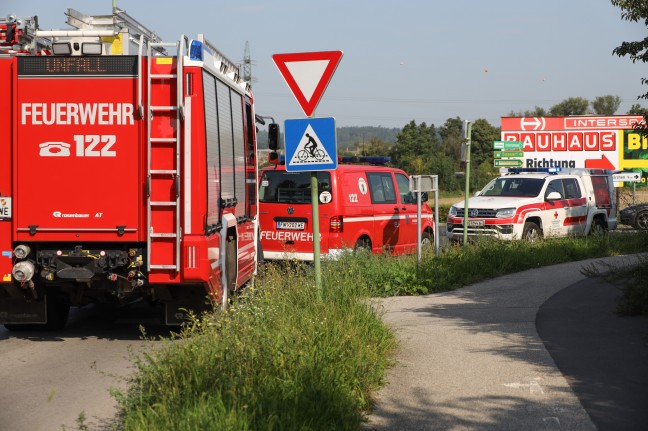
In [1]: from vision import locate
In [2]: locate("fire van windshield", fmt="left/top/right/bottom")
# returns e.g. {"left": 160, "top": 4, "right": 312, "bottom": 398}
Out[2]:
{"left": 259, "top": 171, "right": 332, "bottom": 204}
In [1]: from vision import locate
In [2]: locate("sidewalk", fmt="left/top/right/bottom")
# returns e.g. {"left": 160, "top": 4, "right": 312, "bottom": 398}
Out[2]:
{"left": 365, "top": 255, "right": 642, "bottom": 431}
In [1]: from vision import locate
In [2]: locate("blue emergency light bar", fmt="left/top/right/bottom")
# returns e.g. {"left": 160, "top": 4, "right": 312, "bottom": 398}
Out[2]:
{"left": 338, "top": 156, "right": 391, "bottom": 165}
{"left": 507, "top": 167, "right": 561, "bottom": 174}
{"left": 189, "top": 40, "right": 205, "bottom": 61}
{"left": 272, "top": 154, "right": 391, "bottom": 166}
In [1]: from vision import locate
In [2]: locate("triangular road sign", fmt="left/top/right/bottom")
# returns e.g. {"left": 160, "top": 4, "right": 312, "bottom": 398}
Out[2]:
{"left": 272, "top": 51, "right": 343, "bottom": 117}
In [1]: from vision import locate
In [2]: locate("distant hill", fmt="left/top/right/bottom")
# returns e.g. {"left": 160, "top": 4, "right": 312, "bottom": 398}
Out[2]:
{"left": 256, "top": 125, "right": 400, "bottom": 150}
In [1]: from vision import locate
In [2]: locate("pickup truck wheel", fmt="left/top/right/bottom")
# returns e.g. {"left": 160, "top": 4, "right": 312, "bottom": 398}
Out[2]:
{"left": 635, "top": 210, "right": 648, "bottom": 230}
{"left": 522, "top": 222, "right": 541, "bottom": 242}
{"left": 590, "top": 219, "right": 607, "bottom": 236}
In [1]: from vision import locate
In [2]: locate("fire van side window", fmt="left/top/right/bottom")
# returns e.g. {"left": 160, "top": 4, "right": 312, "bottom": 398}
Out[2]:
{"left": 367, "top": 172, "right": 397, "bottom": 204}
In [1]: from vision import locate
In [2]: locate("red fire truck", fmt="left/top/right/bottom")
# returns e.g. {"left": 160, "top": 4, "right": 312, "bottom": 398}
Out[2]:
{"left": 0, "top": 7, "right": 266, "bottom": 329}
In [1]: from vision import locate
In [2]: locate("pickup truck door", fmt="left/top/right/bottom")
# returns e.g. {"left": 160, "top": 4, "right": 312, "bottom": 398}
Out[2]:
{"left": 562, "top": 178, "right": 588, "bottom": 235}
{"left": 543, "top": 179, "right": 570, "bottom": 237}
{"left": 544, "top": 178, "right": 588, "bottom": 236}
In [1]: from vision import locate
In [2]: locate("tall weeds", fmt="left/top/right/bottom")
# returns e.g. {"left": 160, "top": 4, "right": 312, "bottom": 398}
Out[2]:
{"left": 117, "top": 231, "right": 647, "bottom": 429}
{"left": 118, "top": 261, "right": 396, "bottom": 431}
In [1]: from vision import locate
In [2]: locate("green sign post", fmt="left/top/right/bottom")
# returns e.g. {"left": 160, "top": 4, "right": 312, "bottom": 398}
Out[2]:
{"left": 494, "top": 159, "right": 523, "bottom": 167}
{"left": 493, "top": 141, "right": 524, "bottom": 150}
{"left": 494, "top": 151, "right": 524, "bottom": 159}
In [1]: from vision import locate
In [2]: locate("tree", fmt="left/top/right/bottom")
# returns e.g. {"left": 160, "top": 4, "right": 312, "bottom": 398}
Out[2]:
{"left": 360, "top": 137, "right": 392, "bottom": 157}
{"left": 628, "top": 103, "right": 648, "bottom": 116}
{"left": 612, "top": 0, "right": 648, "bottom": 130}
{"left": 470, "top": 118, "right": 501, "bottom": 168}
{"left": 391, "top": 121, "right": 439, "bottom": 175}
{"left": 549, "top": 97, "right": 589, "bottom": 116}
{"left": 612, "top": 0, "right": 648, "bottom": 102}
{"left": 592, "top": 95, "right": 622, "bottom": 115}
{"left": 507, "top": 106, "right": 548, "bottom": 117}
{"left": 438, "top": 117, "right": 464, "bottom": 160}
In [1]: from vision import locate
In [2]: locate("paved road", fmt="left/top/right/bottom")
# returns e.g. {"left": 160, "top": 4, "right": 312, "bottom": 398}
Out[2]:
{"left": 365, "top": 255, "right": 643, "bottom": 431}
{"left": 537, "top": 276, "right": 648, "bottom": 431}
{"left": 0, "top": 303, "right": 168, "bottom": 431}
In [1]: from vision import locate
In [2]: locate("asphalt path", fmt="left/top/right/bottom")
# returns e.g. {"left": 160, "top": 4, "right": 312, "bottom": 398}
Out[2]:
{"left": 537, "top": 276, "right": 648, "bottom": 431}
{"left": 0, "top": 303, "right": 170, "bottom": 431}
{"left": 365, "top": 254, "right": 645, "bottom": 431}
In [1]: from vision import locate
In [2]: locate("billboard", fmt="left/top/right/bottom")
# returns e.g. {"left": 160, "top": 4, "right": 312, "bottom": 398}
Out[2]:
{"left": 501, "top": 116, "right": 648, "bottom": 185}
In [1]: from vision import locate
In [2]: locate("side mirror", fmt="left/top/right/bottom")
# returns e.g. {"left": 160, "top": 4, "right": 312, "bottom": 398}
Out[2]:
{"left": 268, "top": 123, "right": 280, "bottom": 151}
{"left": 546, "top": 191, "right": 562, "bottom": 201}
{"left": 474, "top": 191, "right": 481, "bottom": 197}
{"left": 421, "top": 192, "right": 428, "bottom": 203}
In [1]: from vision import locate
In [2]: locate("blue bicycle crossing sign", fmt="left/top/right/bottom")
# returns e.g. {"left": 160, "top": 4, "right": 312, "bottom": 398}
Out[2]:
{"left": 284, "top": 117, "right": 338, "bottom": 172}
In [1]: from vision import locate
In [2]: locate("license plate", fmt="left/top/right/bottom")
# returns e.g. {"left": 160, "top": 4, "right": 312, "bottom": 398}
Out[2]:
{"left": 467, "top": 220, "right": 485, "bottom": 227}
{"left": 277, "top": 221, "right": 305, "bottom": 230}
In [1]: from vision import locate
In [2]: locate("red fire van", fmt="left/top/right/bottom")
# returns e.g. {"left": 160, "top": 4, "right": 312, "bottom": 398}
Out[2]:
{"left": 258, "top": 162, "right": 435, "bottom": 260}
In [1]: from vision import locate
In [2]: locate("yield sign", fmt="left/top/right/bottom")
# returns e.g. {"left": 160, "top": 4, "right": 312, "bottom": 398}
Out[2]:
{"left": 272, "top": 51, "right": 343, "bottom": 117}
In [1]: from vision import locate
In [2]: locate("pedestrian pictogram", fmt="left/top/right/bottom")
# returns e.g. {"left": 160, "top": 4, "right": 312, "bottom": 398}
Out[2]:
{"left": 272, "top": 51, "right": 343, "bottom": 117}
{"left": 284, "top": 117, "right": 337, "bottom": 172}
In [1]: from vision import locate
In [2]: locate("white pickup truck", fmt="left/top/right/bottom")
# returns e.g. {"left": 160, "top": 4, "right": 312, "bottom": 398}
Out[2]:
{"left": 446, "top": 168, "right": 617, "bottom": 241}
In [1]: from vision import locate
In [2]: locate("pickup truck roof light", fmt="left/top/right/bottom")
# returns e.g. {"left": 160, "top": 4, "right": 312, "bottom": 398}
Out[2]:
{"left": 507, "top": 167, "right": 561, "bottom": 174}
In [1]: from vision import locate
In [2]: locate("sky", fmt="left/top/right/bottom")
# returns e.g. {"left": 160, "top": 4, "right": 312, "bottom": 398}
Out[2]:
{"left": 5, "top": 0, "right": 647, "bottom": 130}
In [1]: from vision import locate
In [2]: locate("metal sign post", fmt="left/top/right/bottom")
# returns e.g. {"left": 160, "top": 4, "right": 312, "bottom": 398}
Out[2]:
{"left": 462, "top": 121, "right": 472, "bottom": 247}
{"left": 410, "top": 174, "right": 439, "bottom": 262}
{"left": 273, "top": 51, "right": 343, "bottom": 299}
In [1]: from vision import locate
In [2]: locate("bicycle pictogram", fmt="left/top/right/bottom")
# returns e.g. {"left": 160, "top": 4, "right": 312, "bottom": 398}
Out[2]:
{"left": 297, "top": 148, "right": 326, "bottom": 161}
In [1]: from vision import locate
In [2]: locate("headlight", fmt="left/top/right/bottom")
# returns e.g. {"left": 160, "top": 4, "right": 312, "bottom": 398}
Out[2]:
{"left": 449, "top": 206, "right": 457, "bottom": 217}
{"left": 496, "top": 208, "right": 516, "bottom": 218}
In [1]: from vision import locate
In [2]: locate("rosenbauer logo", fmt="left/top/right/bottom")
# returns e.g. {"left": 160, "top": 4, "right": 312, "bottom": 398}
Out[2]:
{"left": 53, "top": 211, "right": 90, "bottom": 218}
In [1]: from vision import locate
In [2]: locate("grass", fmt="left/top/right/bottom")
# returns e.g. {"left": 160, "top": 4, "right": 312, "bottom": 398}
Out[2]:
{"left": 115, "top": 231, "right": 648, "bottom": 430}
{"left": 116, "top": 261, "right": 396, "bottom": 431}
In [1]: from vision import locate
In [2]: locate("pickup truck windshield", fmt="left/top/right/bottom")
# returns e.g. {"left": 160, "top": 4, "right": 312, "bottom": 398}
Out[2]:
{"left": 259, "top": 170, "right": 332, "bottom": 204}
{"left": 480, "top": 177, "right": 544, "bottom": 197}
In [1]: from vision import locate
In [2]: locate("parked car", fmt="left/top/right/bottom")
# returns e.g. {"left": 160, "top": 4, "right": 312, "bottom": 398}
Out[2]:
{"left": 619, "top": 203, "right": 648, "bottom": 230}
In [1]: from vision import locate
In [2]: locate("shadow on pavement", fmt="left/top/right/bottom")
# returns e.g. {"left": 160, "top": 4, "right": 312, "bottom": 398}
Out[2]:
{"left": 537, "top": 277, "right": 648, "bottom": 431}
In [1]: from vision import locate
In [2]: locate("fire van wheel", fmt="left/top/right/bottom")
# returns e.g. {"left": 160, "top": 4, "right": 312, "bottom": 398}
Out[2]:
{"left": 522, "top": 221, "right": 542, "bottom": 242}
{"left": 354, "top": 237, "right": 372, "bottom": 254}
{"left": 421, "top": 231, "right": 433, "bottom": 248}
